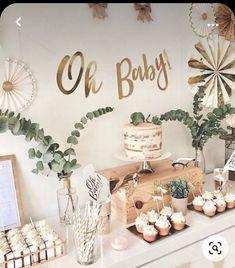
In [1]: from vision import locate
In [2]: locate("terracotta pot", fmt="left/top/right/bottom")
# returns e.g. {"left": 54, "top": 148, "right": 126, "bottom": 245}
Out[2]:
{"left": 171, "top": 196, "right": 188, "bottom": 215}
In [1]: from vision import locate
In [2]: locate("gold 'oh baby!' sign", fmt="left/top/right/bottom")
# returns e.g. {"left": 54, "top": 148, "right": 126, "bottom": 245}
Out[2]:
{"left": 56, "top": 50, "right": 171, "bottom": 99}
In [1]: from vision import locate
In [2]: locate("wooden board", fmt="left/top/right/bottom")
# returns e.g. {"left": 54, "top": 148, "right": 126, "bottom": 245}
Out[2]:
{"left": 99, "top": 160, "right": 203, "bottom": 224}
{"left": 0, "top": 155, "right": 24, "bottom": 230}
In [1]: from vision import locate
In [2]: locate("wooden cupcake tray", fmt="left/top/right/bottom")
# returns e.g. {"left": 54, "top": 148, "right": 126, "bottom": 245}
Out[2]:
{"left": 127, "top": 223, "right": 189, "bottom": 244}
{"left": 187, "top": 204, "right": 235, "bottom": 218}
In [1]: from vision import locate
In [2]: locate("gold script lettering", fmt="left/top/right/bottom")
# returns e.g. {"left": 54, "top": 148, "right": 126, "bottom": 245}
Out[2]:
{"left": 85, "top": 61, "right": 103, "bottom": 97}
{"left": 155, "top": 53, "right": 168, "bottom": 90}
{"left": 57, "top": 51, "right": 84, "bottom": 95}
{"left": 116, "top": 58, "right": 134, "bottom": 99}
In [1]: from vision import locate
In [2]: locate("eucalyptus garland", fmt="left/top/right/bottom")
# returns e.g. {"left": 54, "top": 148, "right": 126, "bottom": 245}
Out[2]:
{"left": 130, "top": 86, "right": 235, "bottom": 149}
{"left": 0, "top": 107, "right": 113, "bottom": 179}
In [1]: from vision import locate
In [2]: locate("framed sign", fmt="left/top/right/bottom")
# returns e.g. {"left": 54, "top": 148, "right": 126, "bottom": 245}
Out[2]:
{"left": 0, "top": 155, "right": 24, "bottom": 231}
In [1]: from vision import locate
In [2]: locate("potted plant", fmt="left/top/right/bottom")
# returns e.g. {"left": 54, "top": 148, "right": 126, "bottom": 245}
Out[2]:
{"left": 167, "top": 178, "right": 191, "bottom": 215}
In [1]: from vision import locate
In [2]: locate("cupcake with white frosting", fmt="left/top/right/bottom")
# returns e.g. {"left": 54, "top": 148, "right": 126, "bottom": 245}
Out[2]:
{"left": 155, "top": 215, "right": 171, "bottom": 236}
{"left": 160, "top": 206, "right": 173, "bottom": 218}
{"left": 224, "top": 193, "right": 235, "bottom": 208}
{"left": 202, "top": 191, "right": 213, "bottom": 200}
{"left": 203, "top": 200, "right": 216, "bottom": 216}
{"left": 135, "top": 215, "right": 148, "bottom": 233}
{"left": 170, "top": 212, "right": 186, "bottom": 231}
{"left": 143, "top": 225, "right": 158, "bottom": 242}
{"left": 215, "top": 198, "right": 226, "bottom": 212}
{"left": 192, "top": 196, "right": 204, "bottom": 211}
{"left": 147, "top": 210, "right": 159, "bottom": 224}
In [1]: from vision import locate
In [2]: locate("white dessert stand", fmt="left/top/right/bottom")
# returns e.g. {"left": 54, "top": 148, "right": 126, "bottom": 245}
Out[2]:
{"left": 116, "top": 152, "right": 172, "bottom": 174}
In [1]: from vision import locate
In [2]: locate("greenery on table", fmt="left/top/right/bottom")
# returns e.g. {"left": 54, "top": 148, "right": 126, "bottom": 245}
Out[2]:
{"left": 0, "top": 107, "right": 113, "bottom": 179}
{"left": 130, "top": 86, "right": 235, "bottom": 149}
{"left": 167, "top": 178, "right": 191, "bottom": 199}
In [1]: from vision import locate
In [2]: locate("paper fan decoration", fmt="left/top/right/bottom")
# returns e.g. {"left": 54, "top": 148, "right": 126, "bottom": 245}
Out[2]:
{"left": 0, "top": 58, "right": 37, "bottom": 112}
{"left": 188, "top": 35, "right": 235, "bottom": 108}
{"left": 189, "top": 3, "right": 216, "bottom": 38}
{"left": 215, "top": 4, "right": 235, "bottom": 41}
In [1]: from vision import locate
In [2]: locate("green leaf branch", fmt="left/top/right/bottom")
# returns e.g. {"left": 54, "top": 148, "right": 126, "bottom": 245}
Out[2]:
{"left": 0, "top": 107, "right": 114, "bottom": 180}
{"left": 129, "top": 86, "right": 235, "bottom": 149}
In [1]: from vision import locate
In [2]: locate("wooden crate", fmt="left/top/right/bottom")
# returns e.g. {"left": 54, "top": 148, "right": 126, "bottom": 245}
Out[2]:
{"left": 99, "top": 159, "right": 203, "bottom": 225}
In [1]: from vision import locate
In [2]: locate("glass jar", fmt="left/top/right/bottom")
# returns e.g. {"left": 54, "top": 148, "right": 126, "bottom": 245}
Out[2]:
{"left": 57, "top": 178, "right": 78, "bottom": 224}
{"left": 194, "top": 147, "right": 206, "bottom": 173}
{"left": 74, "top": 229, "right": 100, "bottom": 265}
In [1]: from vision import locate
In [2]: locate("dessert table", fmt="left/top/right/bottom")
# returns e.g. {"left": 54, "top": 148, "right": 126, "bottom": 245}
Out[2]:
{"left": 39, "top": 173, "right": 235, "bottom": 268}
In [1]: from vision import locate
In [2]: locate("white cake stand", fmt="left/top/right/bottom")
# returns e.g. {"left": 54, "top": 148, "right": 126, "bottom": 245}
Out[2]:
{"left": 116, "top": 152, "right": 171, "bottom": 174}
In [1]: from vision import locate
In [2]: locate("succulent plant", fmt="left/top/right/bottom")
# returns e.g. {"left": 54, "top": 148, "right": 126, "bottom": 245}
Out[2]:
{"left": 0, "top": 107, "right": 113, "bottom": 179}
{"left": 167, "top": 178, "right": 191, "bottom": 199}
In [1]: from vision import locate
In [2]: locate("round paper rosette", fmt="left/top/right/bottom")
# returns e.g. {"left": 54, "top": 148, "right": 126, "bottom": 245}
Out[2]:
{"left": 189, "top": 3, "right": 216, "bottom": 38}
{"left": 0, "top": 58, "right": 37, "bottom": 112}
{"left": 188, "top": 35, "right": 235, "bottom": 108}
{"left": 215, "top": 3, "right": 235, "bottom": 42}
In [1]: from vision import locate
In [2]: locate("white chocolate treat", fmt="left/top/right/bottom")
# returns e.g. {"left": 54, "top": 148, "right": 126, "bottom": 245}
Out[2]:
{"left": 0, "top": 232, "right": 5, "bottom": 239}
{"left": 147, "top": 210, "right": 159, "bottom": 223}
{"left": 0, "top": 241, "right": 10, "bottom": 255}
{"left": 193, "top": 196, "right": 204, "bottom": 206}
{"left": 143, "top": 225, "right": 158, "bottom": 236}
{"left": 202, "top": 191, "right": 213, "bottom": 200}
{"left": 7, "top": 228, "right": 20, "bottom": 238}
{"left": 160, "top": 206, "right": 173, "bottom": 217}
{"left": 22, "top": 224, "right": 34, "bottom": 234}
{"left": 124, "top": 123, "right": 162, "bottom": 160}
{"left": 170, "top": 212, "right": 186, "bottom": 223}
{"left": 35, "top": 220, "right": 47, "bottom": 228}
{"left": 155, "top": 215, "right": 170, "bottom": 229}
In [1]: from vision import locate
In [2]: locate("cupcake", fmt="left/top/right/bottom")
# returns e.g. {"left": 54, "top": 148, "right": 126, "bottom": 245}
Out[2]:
{"left": 135, "top": 215, "right": 148, "bottom": 233}
{"left": 203, "top": 200, "right": 216, "bottom": 216}
{"left": 224, "top": 193, "right": 235, "bottom": 208}
{"left": 142, "top": 225, "right": 158, "bottom": 242}
{"left": 213, "top": 190, "right": 225, "bottom": 199}
{"left": 155, "top": 215, "right": 171, "bottom": 236}
{"left": 160, "top": 206, "right": 173, "bottom": 218}
{"left": 202, "top": 191, "right": 213, "bottom": 200}
{"left": 170, "top": 212, "right": 186, "bottom": 231}
{"left": 147, "top": 210, "right": 159, "bottom": 224}
{"left": 192, "top": 196, "right": 204, "bottom": 211}
{"left": 215, "top": 198, "right": 226, "bottom": 212}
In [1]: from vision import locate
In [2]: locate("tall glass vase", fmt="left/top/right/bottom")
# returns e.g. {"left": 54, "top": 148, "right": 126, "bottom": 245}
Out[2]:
{"left": 194, "top": 147, "right": 206, "bottom": 174}
{"left": 57, "top": 177, "right": 78, "bottom": 224}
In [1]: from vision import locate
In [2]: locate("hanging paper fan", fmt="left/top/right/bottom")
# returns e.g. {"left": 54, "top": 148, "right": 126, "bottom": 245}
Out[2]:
{"left": 189, "top": 3, "right": 216, "bottom": 38}
{"left": 188, "top": 35, "right": 235, "bottom": 108}
{"left": 215, "top": 4, "right": 235, "bottom": 42}
{"left": 0, "top": 58, "right": 37, "bottom": 112}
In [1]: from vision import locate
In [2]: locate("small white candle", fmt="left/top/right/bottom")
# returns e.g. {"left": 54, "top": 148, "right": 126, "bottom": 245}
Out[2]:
{"left": 110, "top": 235, "right": 128, "bottom": 251}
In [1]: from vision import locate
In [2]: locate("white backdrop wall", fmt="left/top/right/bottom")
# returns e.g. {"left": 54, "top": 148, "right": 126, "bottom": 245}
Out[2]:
{"left": 0, "top": 3, "right": 234, "bottom": 221}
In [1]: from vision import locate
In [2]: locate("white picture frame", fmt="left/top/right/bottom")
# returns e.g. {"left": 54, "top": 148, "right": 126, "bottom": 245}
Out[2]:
{"left": 0, "top": 155, "right": 24, "bottom": 231}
